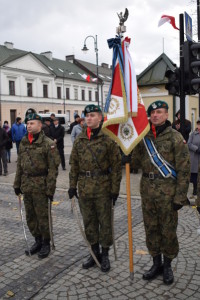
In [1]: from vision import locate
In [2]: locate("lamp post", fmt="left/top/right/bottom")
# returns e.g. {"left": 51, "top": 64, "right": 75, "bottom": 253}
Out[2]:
{"left": 81, "top": 35, "right": 99, "bottom": 106}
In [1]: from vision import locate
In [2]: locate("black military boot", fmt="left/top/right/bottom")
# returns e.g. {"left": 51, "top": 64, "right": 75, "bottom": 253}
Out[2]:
{"left": 82, "top": 243, "right": 101, "bottom": 269}
{"left": 193, "top": 183, "right": 197, "bottom": 196}
{"left": 143, "top": 254, "right": 163, "bottom": 280}
{"left": 101, "top": 247, "right": 110, "bottom": 272}
{"left": 25, "top": 236, "right": 42, "bottom": 256}
{"left": 163, "top": 256, "right": 174, "bottom": 285}
{"left": 38, "top": 239, "right": 51, "bottom": 259}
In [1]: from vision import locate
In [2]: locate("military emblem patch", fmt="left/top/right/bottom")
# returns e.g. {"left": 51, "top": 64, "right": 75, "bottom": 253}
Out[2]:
{"left": 152, "top": 103, "right": 157, "bottom": 109}
{"left": 108, "top": 97, "right": 120, "bottom": 115}
{"left": 120, "top": 123, "right": 134, "bottom": 141}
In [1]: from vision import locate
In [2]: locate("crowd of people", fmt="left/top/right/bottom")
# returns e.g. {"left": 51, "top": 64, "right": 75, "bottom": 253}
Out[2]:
{"left": 0, "top": 101, "right": 200, "bottom": 285}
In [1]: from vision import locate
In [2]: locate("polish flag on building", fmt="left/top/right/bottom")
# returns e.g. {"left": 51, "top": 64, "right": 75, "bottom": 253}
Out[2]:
{"left": 102, "top": 36, "right": 149, "bottom": 155}
{"left": 158, "top": 15, "right": 179, "bottom": 30}
{"left": 80, "top": 73, "right": 90, "bottom": 82}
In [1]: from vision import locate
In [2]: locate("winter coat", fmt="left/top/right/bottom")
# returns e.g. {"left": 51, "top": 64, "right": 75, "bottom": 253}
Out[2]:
{"left": 11, "top": 123, "right": 26, "bottom": 142}
{"left": 0, "top": 127, "right": 8, "bottom": 149}
{"left": 172, "top": 119, "right": 191, "bottom": 142}
{"left": 71, "top": 124, "right": 83, "bottom": 143}
{"left": 187, "top": 129, "right": 200, "bottom": 173}
{"left": 49, "top": 124, "right": 65, "bottom": 149}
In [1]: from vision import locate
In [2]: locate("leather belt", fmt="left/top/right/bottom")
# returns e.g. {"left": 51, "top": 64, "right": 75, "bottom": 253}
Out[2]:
{"left": 80, "top": 170, "right": 109, "bottom": 177}
{"left": 23, "top": 172, "right": 48, "bottom": 177}
{"left": 143, "top": 172, "right": 162, "bottom": 180}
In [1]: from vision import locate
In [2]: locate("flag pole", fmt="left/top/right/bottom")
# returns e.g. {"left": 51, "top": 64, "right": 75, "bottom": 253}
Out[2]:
{"left": 116, "top": 8, "right": 134, "bottom": 280}
{"left": 125, "top": 162, "right": 134, "bottom": 280}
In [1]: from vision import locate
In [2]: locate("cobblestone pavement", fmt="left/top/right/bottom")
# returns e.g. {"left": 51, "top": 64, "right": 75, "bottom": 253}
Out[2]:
{"left": 0, "top": 135, "right": 200, "bottom": 299}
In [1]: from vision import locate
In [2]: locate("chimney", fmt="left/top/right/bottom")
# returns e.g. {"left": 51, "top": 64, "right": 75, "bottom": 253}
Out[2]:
{"left": 66, "top": 55, "right": 75, "bottom": 63}
{"left": 40, "top": 51, "right": 53, "bottom": 60}
{"left": 4, "top": 42, "right": 14, "bottom": 49}
{"left": 101, "top": 63, "right": 109, "bottom": 68}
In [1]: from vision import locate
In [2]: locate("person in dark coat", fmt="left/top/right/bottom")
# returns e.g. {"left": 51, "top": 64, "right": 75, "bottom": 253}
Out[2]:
{"left": 68, "top": 114, "right": 80, "bottom": 134}
{"left": 187, "top": 118, "right": 200, "bottom": 195}
{"left": 0, "top": 121, "right": 8, "bottom": 175}
{"left": 11, "top": 117, "right": 26, "bottom": 154}
{"left": 172, "top": 110, "right": 191, "bottom": 142}
{"left": 42, "top": 118, "right": 51, "bottom": 138}
{"left": 49, "top": 118, "right": 66, "bottom": 170}
{"left": 3, "top": 121, "right": 12, "bottom": 163}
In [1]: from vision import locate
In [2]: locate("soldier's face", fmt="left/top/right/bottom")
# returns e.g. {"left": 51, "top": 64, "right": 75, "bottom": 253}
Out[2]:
{"left": 85, "top": 112, "right": 102, "bottom": 129}
{"left": 150, "top": 108, "right": 168, "bottom": 126}
{"left": 26, "top": 120, "right": 42, "bottom": 134}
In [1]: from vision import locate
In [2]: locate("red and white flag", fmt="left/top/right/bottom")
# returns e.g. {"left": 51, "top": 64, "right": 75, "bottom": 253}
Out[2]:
{"left": 102, "top": 37, "right": 149, "bottom": 155}
{"left": 158, "top": 15, "right": 179, "bottom": 30}
{"left": 79, "top": 73, "right": 90, "bottom": 82}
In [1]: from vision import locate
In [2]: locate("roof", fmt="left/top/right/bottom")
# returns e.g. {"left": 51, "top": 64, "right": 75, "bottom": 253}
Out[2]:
{"left": 137, "top": 53, "right": 177, "bottom": 86}
{"left": 0, "top": 44, "right": 100, "bottom": 83}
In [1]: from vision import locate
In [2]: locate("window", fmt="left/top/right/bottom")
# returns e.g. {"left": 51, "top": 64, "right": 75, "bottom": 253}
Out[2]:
{"left": 9, "top": 81, "right": 15, "bottom": 95}
{"left": 27, "top": 83, "right": 32, "bottom": 97}
{"left": 57, "top": 87, "right": 61, "bottom": 99}
{"left": 43, "top": 85, "right": 48, "bottom": 98}
{"left": 95, "top": 91, "right": 98, "bottom": 102}
{"left": 58, "top": 110, "right": 62, "bottom": 114}
{"left": 66, "top": 88, "right": 70, "bottom": 99}
{"left": 81, "top": 89, "right": 85, "bottom": 101}
{"left": 89, "top": 90, "right": 92, "bottom": 101}
{"left": 74, "top": 88, "right": 78, "bottom": 100}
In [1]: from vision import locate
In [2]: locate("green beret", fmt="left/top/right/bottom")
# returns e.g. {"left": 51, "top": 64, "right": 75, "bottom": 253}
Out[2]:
{"left": 147, "top": 100, "right": 168, "bottom": 117}
{"left": 24, "top": 113, "right": 43, "bottom": 124}
{"left": 84, "top": 104, "right": 102, "bottom": 116}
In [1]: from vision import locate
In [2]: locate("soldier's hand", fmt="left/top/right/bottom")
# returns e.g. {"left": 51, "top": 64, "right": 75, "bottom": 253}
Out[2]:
{"left": 14, "top": 188, "right": 22, "bottom": 196}
{"left": 197, "top": 207, "right": 200, "bottom": 214}
{"left": 173, "top": 203, "right": 183, "bottom": 211}
{"left": 68, "top": 188, "right": 78, "bottom": 199}
{"left": 121, "top": 155, "right": 131, "bottom": 165}
{"left": 111, "top": 193, "right": 119, "bottom": 206}
{"left": 47, "top": 195, "right": 54, "bottom": 202}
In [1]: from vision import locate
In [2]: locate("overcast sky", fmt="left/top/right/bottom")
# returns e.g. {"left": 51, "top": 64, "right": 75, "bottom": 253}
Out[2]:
{"left": 0, "top": 0, "right": 197, "bottom": 74}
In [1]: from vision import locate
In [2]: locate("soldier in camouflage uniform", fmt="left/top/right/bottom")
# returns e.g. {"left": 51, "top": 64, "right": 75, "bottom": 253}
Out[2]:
{"left": 68, "top": 104, "right": 122, "bottom": 272}
{"left": 14, "top": 113, "right": 60, "bottom": 259}
{"left": 131, "top": 100, "right": 190, "bottom": 285}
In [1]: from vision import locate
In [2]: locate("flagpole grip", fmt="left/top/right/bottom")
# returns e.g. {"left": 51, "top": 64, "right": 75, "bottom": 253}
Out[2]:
{"left": 125, "top": 163, "right": 134, "bottom": 279}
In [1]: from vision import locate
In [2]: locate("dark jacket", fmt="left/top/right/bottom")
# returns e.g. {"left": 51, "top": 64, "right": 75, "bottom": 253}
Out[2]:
{"left": 42, "top": 123, "right": 51, "bottom": 138}
{"left": 0, "top": 127, "right": 8, "bottom": 149}
{"left": 69, "top": 121, "right": 78, "bottom": 134}
{"left": 49, "top": 124, "right": 65, "bottom": 149}
{"left": 172, "top": 119, "right": 191, "bottom": 142}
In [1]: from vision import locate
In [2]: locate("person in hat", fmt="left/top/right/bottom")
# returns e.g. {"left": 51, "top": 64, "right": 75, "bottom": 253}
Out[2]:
{"left": 68, "top": 104, "right": 122, "bottom": 272}
{"left": 187, "top": 118, "right": 200, "bottom": 196}
{"left": 13, "top": 113, "right": 60, "bottom": 259}
{"left": 49, "top": 117, "right": 66, "bottom": 170}
{"left": 172, "top": 110, "right": 191, "bottom": 142}
{"left": 71, "top": 117, "right": 85, "bottom": 143}
{"left": 68, "top": 114, "right": 80, "bottom": 134}
{"left": 130, "top": 100, "right": 190, "bottom": 285}
{"left": 42, "top": 117, "right": 51, "bottom": 138}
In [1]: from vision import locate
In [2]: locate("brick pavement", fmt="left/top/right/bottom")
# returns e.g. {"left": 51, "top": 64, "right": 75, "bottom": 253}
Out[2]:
{"left": 0, "top": 135, "right": 199, "bottom": 299}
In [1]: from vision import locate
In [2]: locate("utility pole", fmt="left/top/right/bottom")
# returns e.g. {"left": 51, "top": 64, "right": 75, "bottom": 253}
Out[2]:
{"left": 179, "top": 14, "right": 186, "bottom": 137}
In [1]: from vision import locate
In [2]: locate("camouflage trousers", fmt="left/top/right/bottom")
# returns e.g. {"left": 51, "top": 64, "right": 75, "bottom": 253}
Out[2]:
{"left": 23, "top": 193, "right": 50, "bottom": 239}
{"left": 78, "top": 195, "right": 112, "bottom": 248}
{"left": 141, "top": 195, "right": 179, "bottom": 260}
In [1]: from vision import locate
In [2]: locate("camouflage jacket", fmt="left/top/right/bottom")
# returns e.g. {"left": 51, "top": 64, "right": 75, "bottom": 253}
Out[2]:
{"left": 14, "top": 131, "right": 60, "bottom": 195}
{"left": 131, "top": 123, "right": 190, "bottom": 206}
{"left": 69, "top": 128, "right": 122, "bottom": 198}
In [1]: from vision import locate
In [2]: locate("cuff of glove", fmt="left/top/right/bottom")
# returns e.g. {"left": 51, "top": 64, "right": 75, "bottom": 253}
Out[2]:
{"left": 173, "top": 203, "right": 183, "bottom": 211}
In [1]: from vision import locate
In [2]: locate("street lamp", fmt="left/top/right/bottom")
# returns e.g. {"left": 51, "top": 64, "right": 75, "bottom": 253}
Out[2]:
{"left": 82, "top": 35, "right": 99, "bottom": 106}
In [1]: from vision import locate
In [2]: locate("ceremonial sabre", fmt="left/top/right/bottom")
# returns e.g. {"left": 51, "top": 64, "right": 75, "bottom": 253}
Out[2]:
{"left": 18, "top": 194, "right": 31, "bottom": 256}
{"left": 71, "top": 197, "right": 101, "bottom": 269}
{"left": 111, "top": 203, "right": 117, "bottom": 261}
{"left": 48, "top": 199, "right": 55, "bottom": 250}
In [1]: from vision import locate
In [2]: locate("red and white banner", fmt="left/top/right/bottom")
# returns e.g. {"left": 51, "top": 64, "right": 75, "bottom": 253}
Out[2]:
{"left": 102, "top": 37, "right": 149, "bottom": 155}
{"left": 158, "top": 15, "right": 179, "bottom": 30}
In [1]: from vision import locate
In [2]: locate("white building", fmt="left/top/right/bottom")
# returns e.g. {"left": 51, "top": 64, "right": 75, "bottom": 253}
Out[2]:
{"left": 0, "top": 42, "right": 112, "bottom": 125}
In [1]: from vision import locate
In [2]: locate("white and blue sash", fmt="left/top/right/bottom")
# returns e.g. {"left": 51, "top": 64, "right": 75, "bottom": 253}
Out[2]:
{"left": 143, "top": 137, "right": 177, "bottom": 180}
